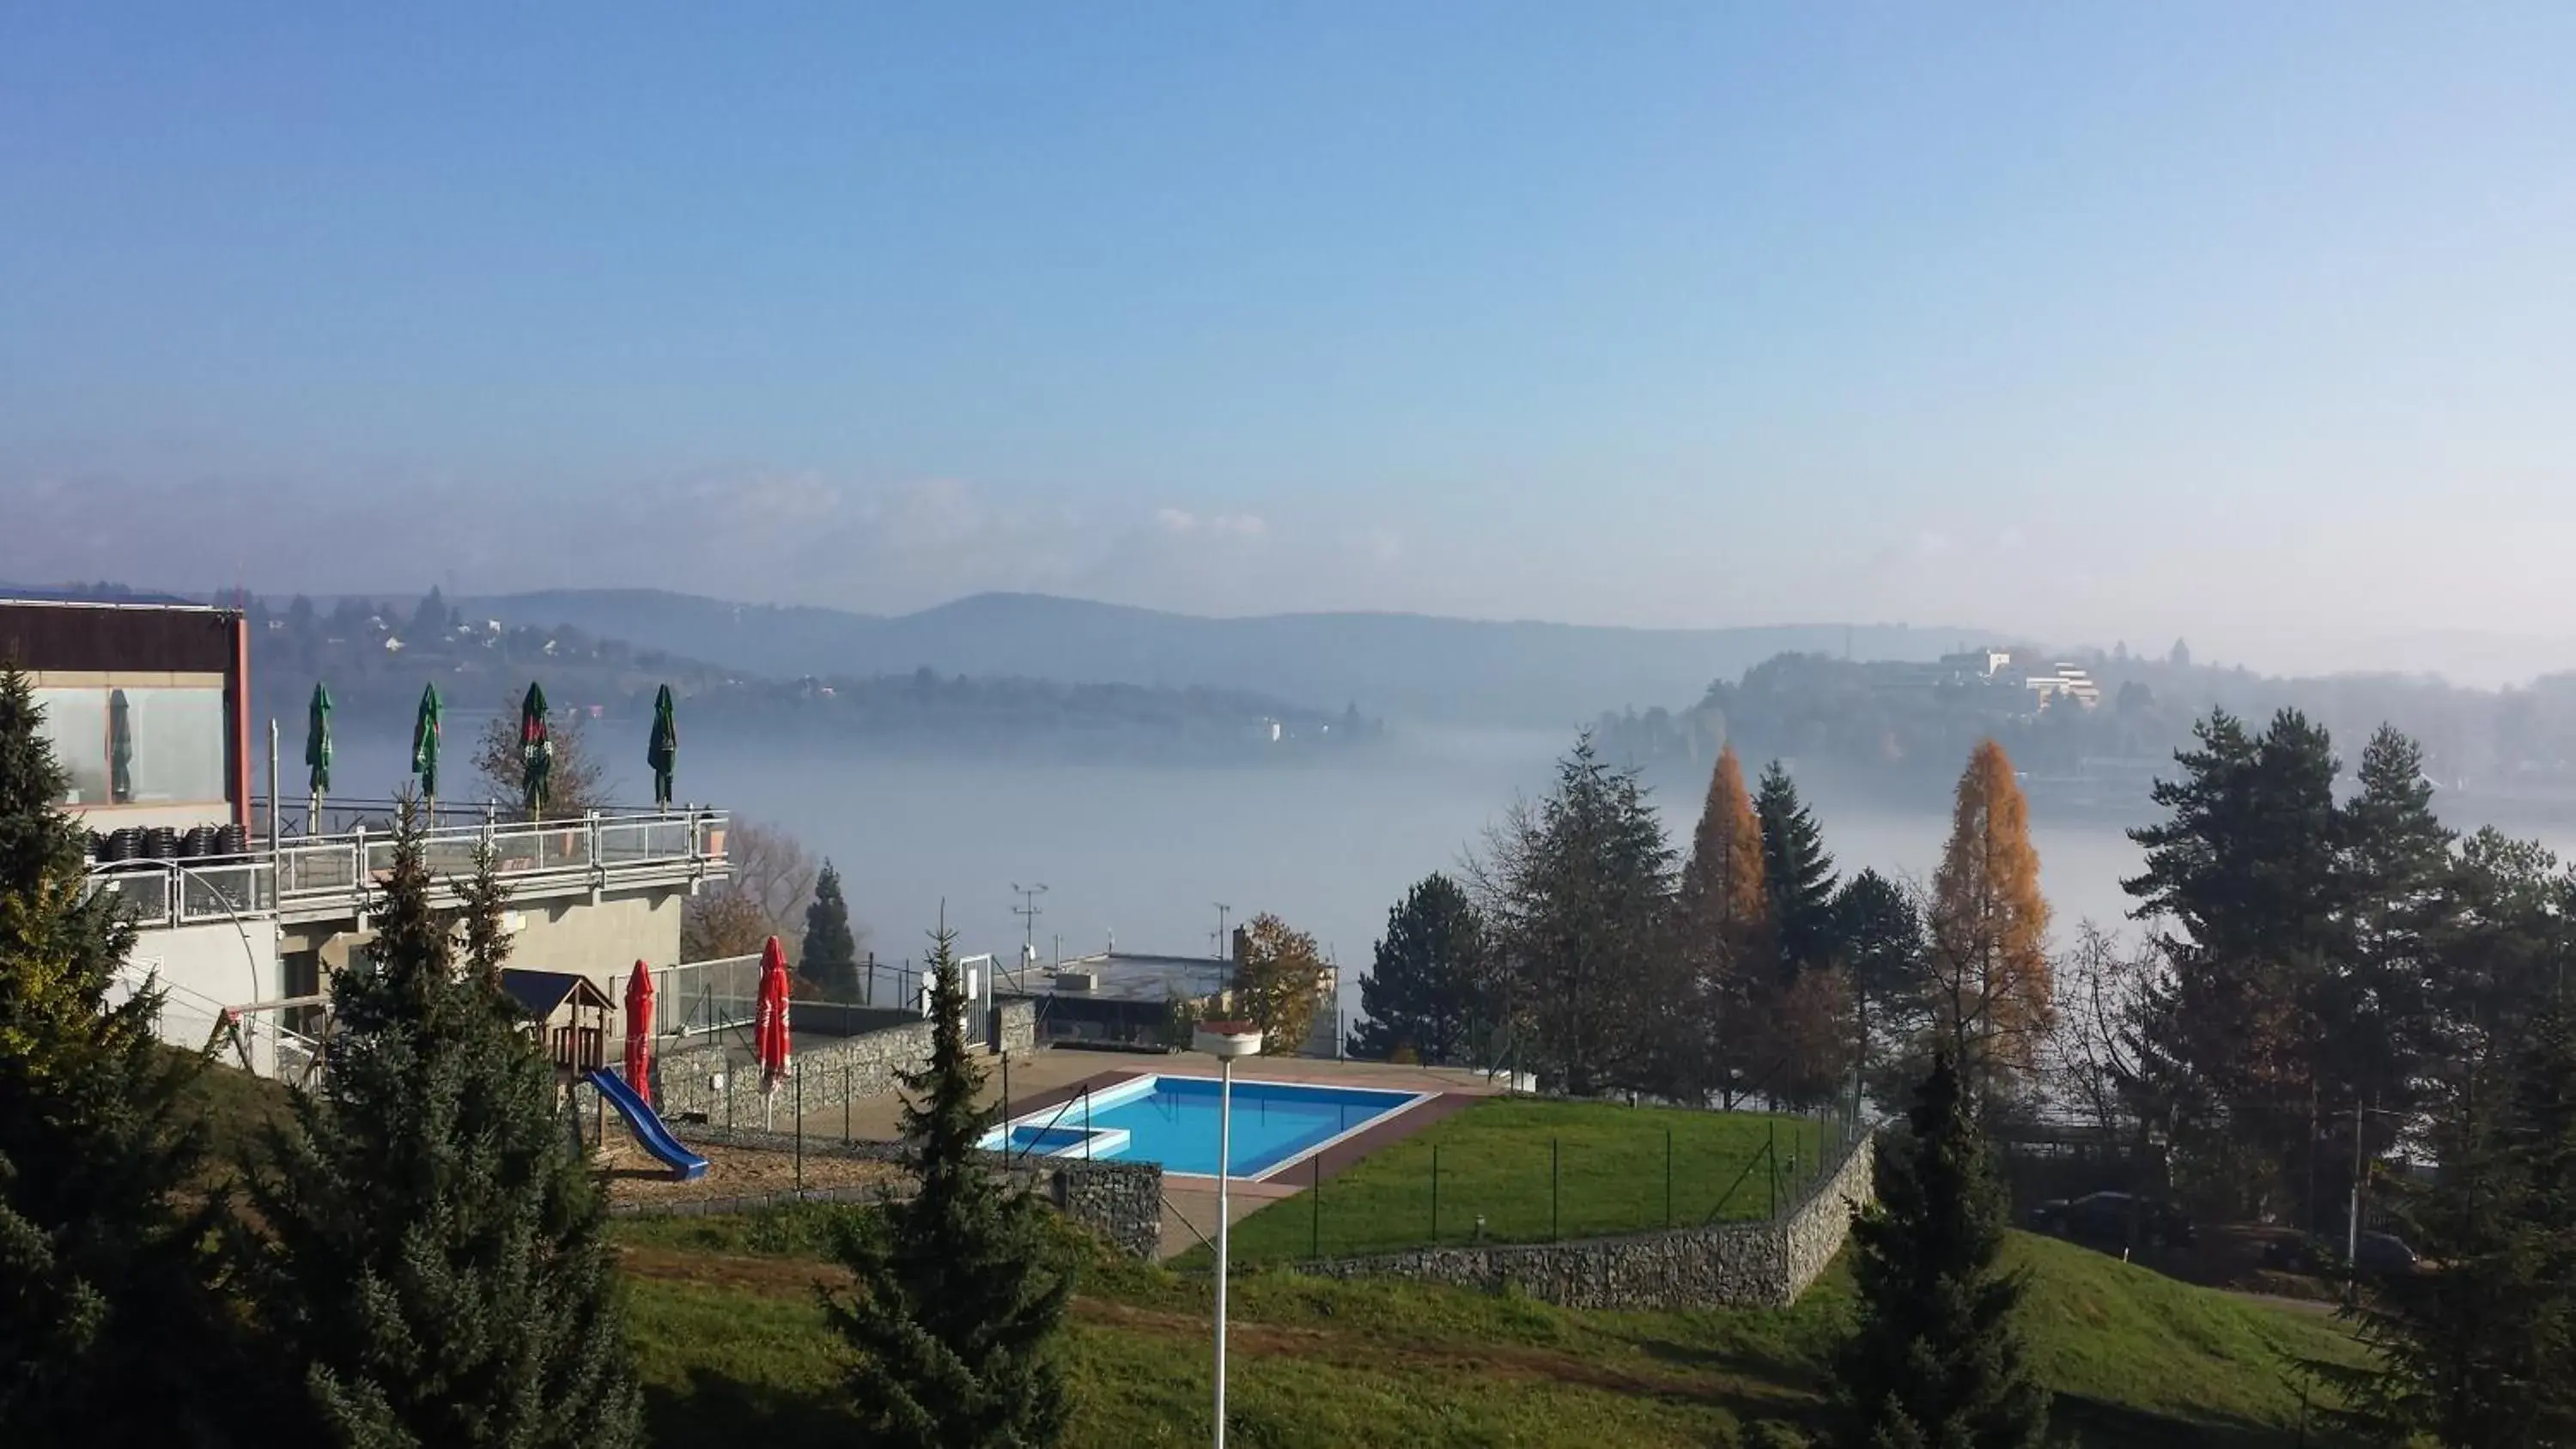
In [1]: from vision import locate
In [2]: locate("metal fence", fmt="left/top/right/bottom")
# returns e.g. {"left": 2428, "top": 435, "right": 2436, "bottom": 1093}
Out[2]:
{"left": 87, "top": 858, "right": 277, "bottom": 930}
{"left": 654, "top": 953, "right": 764, "bottom": 1040}
{"left": 264, "top": 809, "right": 725, "bottom": 910}
{"left": 1216, "top": 1104, "right": 1862, "bottom": 1267}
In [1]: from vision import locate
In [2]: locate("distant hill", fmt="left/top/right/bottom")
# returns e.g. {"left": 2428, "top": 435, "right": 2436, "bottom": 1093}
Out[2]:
{"left": 453, "top": 589, "right": 1974, "bottom": 726}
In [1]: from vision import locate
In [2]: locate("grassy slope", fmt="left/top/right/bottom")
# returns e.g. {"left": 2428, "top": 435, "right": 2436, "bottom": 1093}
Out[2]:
{"left": 619, "top": 1207, "right": 2362, "bottom": 1449}
{"left": 1217, "top": 1096, "right": 1843, "bottom": 1265}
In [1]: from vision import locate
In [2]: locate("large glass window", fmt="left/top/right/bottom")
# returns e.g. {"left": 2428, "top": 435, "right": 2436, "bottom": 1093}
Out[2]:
{"left": 120, "top": 687, "right": 228, "bottom": 804}
{"left": 32, "top": 688, "right": 110, "bottom": 805}
{"left": 29, "top": 684, "right": 226, "bottom": 806}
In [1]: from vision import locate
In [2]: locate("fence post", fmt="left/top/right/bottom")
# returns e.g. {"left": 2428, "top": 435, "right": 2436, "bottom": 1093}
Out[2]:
{"left": 1552, "top": 1137, "right": 1561, "bottom": 1242}
{"left": 1767, "top": 1119, "right": 1778, "bottom": 1219}
{"left": 1665, "top": 1127, "right": 1674, "bottom": 1229}
{"left": 1431, "top": 1143, "right": 1440, "bottom": 1245}
{"left": 1312, "top": 1151, "right": 1322, "bottom": 1258}
{"left": 795, "top": 1068, "right": 804, "bottom": 1192}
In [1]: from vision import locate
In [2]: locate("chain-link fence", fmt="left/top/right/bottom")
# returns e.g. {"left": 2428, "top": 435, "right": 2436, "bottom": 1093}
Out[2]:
{"left": 1218, "top": 1102, "right": 1862, "bottom": 1266}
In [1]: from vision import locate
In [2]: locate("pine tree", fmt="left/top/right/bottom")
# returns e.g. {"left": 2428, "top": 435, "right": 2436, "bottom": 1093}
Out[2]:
{"left": 1927, "top": 741, "right": 2053, "bottom": 1106}
{"left": 2343, "top": 998, "right": 2576, "bottom": 1446}
{"left": 1351, "top": 873, "right": 1486, "bottom": 1065}
{"left": 801, "top": 860, "right": 860, "bottom": 997}
{"left": 1834, "top": 869, "right": 1928, "bottom": 1107}
{"left": 0, "top": 666, "right": 245, "bottom": 1448}
{"left": 2334, "top": 726, "right": 2453, "bottom": 1120}
{"left": 1473, "top": 734, "right": 1676, "bottom": 1097}
{"left": 244, "top": 800, "right": 641, "bottom": 1448}
{"left": 1838, "top": 1054, "right": 2052, "bottom": 1449}
{"left": 1755, "top": 761, "right": 1838, "bottom": 979}
{"left": 826, "top": 927, "right": 1074, "bottom": 1448}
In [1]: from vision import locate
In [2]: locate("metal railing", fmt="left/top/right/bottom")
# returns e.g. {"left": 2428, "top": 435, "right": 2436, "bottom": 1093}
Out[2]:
{"left": 87, "top": 859, "right": 278, "bottom": 930}
{"left": 265, "top": 809, "right": 726, "bottom": 916}
{"left": 655, "top": 952, "right": 764, "bottom": 1040}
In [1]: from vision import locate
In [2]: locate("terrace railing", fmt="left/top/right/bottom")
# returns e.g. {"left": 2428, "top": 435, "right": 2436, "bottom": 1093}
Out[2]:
{"left": 89, "top": 809, "right": 728, "bottom": 926}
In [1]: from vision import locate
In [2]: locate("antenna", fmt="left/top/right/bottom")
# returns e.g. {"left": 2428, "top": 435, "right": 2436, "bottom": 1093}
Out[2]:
{"left": 1010, "top": 882, "right": 1048, "bottom": 957}
{"left": 1213, "top": 902, "right": 1232, "bottom": 961}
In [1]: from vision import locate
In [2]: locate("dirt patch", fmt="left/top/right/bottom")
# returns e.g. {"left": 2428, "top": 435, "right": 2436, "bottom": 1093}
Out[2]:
{"left": 596, "top": 1137, "right": 904, "bottom": 1207}
{"left": 620, "top": 1244, "right": 848, "bottom": 1295}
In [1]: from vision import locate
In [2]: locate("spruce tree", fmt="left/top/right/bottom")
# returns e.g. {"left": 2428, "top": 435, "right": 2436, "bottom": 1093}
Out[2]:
{"left": 1838, "top": 1053, "right": 2052, "bottom": 1449}
{"left": 825, "top": 926, "right": 1075, "bottom": 1448}
{"left": 801, "top": 860, "right": 860, "bottom": 997}
{"left": 244, "top": 802, "right": 641, "bottom": 1448}
{"left": 1755, "top": 761, "right": 1838, "bottom": 978}
{"left": 1351, "top": 873, "right": 1485, "bottom": 1065}
{"left": 2342, "top": 998, "right": 2576, "bottom": 1446}
{"left": 0, "top": 665, "right": 245, "bottom": 1448}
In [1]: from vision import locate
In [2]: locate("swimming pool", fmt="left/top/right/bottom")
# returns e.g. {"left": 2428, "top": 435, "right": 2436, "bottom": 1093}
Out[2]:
{"left": 981, "top": 1075, "right": 1429, "bottom": 1179}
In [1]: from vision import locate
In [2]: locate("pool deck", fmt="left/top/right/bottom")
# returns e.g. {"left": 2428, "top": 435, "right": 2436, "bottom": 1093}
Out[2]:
{"left": 791, "top": 1047, "right": 1504, "bottom": 1258}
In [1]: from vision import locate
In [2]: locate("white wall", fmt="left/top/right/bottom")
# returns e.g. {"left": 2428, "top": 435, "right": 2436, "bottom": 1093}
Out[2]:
{"left": 125, "top": 921, "right": 285, "bottom": 1076}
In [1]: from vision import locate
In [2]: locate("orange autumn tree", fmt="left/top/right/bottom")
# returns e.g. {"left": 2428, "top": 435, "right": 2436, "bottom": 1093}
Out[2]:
{"left": 1928, "top": 740, "right": 2054, "bottom": 1105}
{"left": 1677, "top": 744, "right": 1771, "bottom": 1103}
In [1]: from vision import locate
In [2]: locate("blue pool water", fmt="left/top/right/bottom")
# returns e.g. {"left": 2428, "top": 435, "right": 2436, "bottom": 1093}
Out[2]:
{"left": 981, "top": 1075, "right": 1424, "bottom": 1179}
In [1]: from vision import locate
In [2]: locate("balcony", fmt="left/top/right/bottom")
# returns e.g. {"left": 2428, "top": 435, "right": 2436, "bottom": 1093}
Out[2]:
{"left": 88, "top": 804, "right": 731, "bottom": 929}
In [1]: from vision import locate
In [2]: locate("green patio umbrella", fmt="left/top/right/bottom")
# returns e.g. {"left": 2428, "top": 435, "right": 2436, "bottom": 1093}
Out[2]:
{"left": 109, "top": 688, "right": 134, "bottom": 804}
{"left": 304, "top": 682, "right": 333, "bottom": 832}
{"left": 647, "top": 683, "right": 677, "bottom": 810}
{"left": 518, "top": 681, "right": 553, "bottom": 820}
{"left": 410, "top": 682, "right": 443, "bottom": 815}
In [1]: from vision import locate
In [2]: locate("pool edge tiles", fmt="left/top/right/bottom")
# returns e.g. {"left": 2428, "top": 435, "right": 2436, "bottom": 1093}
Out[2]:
{"left": 981, "top": 1072, "right": 1437, "bottom": 1184}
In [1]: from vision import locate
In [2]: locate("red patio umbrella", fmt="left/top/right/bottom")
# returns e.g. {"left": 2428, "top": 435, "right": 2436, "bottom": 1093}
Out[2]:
{"left": 623, "top": 960, "right": 656, "bottom": 1107}
{"left": 755, "top": 936, "right": 793, "bottom": 1093}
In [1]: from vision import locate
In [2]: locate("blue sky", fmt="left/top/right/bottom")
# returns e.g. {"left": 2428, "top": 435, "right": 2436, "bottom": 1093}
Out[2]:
{"left": 5, "top": 3, "right": 2574, "bottom": 676}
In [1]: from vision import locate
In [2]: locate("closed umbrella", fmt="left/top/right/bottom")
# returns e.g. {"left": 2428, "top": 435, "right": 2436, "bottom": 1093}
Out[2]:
{"left": 623, "top": 961, "right": 657, "bottom": 1108}
{"left": 647, "top": 684, "right": 677, "bottom": 811}
{"left": 109, "top": 688, "right": 135, "bottom": 803}
{"left": 304, "top": 682, "right": 333, "bottom": 833}
{"left": 755, "top": 936, "right": 793, "bottom": 1097}
{"left": 409, "top": 682, "right": 442, "bottom": 816}
{"left": 518, "top": 682, "right": 552, "bottom": 821}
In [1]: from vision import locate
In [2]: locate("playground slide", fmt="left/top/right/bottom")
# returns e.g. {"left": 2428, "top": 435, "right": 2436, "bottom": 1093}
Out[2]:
{"left": 585, "top": 1068, "right": 710, "bottom": 1181}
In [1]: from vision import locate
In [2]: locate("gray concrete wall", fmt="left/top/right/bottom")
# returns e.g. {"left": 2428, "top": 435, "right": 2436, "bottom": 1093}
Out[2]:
{"left": 653, "top": 998, "right": 1039, "bottom": 1129}
{"left": 1295, "top": 1130, "right": 1875, "bottom": 1311}
{"left": 611, "top": 1122, "right": 1163, "bottom": 1259}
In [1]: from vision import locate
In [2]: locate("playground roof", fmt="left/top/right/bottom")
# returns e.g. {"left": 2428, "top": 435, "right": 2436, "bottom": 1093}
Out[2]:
{"left": 499, "top": 969, "right": 617, "bottom": 1019}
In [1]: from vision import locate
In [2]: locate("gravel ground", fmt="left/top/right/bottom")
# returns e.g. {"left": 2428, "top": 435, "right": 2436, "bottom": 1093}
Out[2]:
{"left": 595, "top": 1136, "right": 904, "bottom": 1207}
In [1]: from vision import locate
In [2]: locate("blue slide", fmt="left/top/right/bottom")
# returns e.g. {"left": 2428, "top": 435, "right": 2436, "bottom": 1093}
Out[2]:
{"left": 586, "top": 1068, "right": 710, "bottom": 1181}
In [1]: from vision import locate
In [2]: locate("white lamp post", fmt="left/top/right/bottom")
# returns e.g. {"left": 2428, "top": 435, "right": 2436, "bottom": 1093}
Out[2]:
{"left": 1192, "top": 1020, "right": 1263, "bottom": 1449}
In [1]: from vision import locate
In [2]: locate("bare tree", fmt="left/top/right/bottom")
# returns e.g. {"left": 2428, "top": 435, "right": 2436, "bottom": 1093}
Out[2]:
{"left": 472, "top": 702, "right": 609, "bottom": 815}
{"left": 679, "top": 820, "right": 825, "bottom": 963}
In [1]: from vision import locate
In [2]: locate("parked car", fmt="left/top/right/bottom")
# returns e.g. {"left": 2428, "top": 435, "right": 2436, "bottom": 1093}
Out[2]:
{"left": 2263, "top": 1229, "right": 2419, "bottom": 1277}
{"left": 2027, "top": 1191, "right": 2196, "bottom": 1250}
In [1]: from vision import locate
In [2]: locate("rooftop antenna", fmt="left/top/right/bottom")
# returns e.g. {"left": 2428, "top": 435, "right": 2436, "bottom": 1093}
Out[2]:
{"left": 1011, "top": 882, "right": 1048, "bottom": 958}
{"left": 1212, "top": 902, "right": 1232, "bottom": 961}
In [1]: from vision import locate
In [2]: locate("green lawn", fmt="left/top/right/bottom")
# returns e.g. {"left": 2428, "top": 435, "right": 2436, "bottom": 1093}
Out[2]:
{"left": 1209, "top": 1096, "right": 1844, "bottom": 1266}
{"left": 616, "top": 1210, "right": 2368, "bottom": 1449}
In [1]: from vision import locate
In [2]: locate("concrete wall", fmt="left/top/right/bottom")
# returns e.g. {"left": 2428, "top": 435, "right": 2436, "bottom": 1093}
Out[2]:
{"left": 654, "top": 998, "right": 1039, "bottom": 1128}
{"left": 126, "top": 920, "right": 286, "bottom": 1075}
{"left": 1296, "top": 1131, "right": 1876, "bottom": 1311}
{"left": 511, "top": 887, "right": 684, "bottom": 1016}
{"left": 607, "top": 1121, "right": 1163, "bottom": 1259}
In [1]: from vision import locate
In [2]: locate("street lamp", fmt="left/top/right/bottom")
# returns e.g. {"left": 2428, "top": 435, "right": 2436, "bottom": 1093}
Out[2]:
{"left": 1192, "top": 1019, "right": 1263, "bottom": 1449}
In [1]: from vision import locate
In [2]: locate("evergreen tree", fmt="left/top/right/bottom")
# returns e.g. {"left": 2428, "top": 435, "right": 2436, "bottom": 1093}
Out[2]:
{"left": 1473, "top": 734, "right": 1677, "bottom": 1097}
{"left": 1755, "top": 761, "right": 1838, "bottom": 979}
{"left": 1834, "top": 869, "right": 1928, "bottom": 1106}
{"left": 244, "top": 803, "right": 641, "bottom": 1448}
{"left": 801, "top": 860, "right": 860, "bottom": 997}
{"left": 1926, "top": 741, "right": 2054, "bottom": 1106}
{"left": 0, "top": 666, "right": 245, "bottom": 1448}
{"left": 1838, "top": 1054, "right": 2052, "bottom": 1449}
{"left": 825, "top": 927, "right": 1074, "bottom": 1448}
{"left": 1351, "top": 873, "right": 1486, "bottom": 1065}
{"left": 2332, "top": 726, "right": 2454, "bottom": 1149}
{"left": 2126, "top": 708, "right": 2347, "bottom": 1218}
{"left": 2342, "top": 998, "right": 2576, "bottom": 1446}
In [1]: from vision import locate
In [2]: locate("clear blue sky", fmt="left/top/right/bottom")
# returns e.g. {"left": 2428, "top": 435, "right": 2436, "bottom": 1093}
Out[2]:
{"left": 5, "top": 3, "right": 2573, "bottom": 676}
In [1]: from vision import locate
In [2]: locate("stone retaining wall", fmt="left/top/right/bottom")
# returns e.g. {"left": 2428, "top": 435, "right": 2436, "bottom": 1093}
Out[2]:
{"left": 1295, "top": 1130, "right": 1875, "bottom": 1310}
{"left": 641, "top": 998, "right": 1037, "bottom": 1128}
{"left": 611, "top": 1124, "right": 1164, "bottom": 1260}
